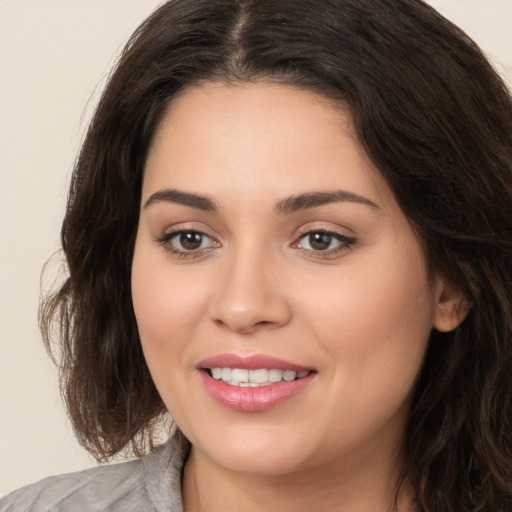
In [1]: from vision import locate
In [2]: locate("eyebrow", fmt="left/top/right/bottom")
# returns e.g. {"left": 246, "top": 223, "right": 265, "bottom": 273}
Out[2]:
{"left": 143, "top": 188, "right": 379, "bottom": 213}
{"left": 275, "top": 190, "right": 380, "bottom": 214}
{"left": 144, "top": 189, "right": 219, "bottom": 211}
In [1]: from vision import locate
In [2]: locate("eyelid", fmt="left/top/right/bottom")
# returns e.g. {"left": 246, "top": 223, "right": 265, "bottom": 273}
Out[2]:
{"left": 293, "top": 222, "right": 355, "bottom": 240}
{"left": 291, "top": 225, "right": 356, "bottom": 259}
{"left": 152, "top": 222, "right": 356, "bottom": 260}
{"left": 153, "top": 227, "right": 221, "bottom": 258}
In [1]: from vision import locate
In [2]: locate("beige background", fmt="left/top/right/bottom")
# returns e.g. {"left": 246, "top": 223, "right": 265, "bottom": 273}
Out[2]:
{"left": 1, "top": 0, "right": 511, "bottom": 496}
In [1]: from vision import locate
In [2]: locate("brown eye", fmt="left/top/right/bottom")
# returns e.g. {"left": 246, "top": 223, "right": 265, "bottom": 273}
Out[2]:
{"left": 297, "top": 230, "right": 355, "bottom": 257}
{"left": 155, "top": 229, "right": 218, "bottom": 256}
{"left": 179, "top": 232, "right": 204, "bottom": 250}
{"left": 308, "top": 232, "right": 333, "bottom": 251}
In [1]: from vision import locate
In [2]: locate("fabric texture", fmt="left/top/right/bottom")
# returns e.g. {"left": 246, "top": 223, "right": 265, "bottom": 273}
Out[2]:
{"left": 0, "top": 436, "right": 189, "bottom": 512}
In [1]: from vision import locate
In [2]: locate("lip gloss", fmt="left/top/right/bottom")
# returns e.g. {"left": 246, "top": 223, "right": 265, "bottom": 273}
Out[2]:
{"left": 197, "top": 353, "right": 315, "bottom": 412}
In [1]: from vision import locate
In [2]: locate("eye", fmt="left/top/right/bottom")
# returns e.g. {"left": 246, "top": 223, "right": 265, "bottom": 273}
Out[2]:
{"left": 295, "top": 230, "right": 355, "bottom": 257}
{"left": 173, "top": 231, "right": 209, "bottom": 251}
{"left": 154, "top": 229, "right": 219, "bottom": 257}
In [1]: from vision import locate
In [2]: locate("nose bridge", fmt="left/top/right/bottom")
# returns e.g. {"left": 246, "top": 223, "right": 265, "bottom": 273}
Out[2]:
{"left": 211, "top": 240, "right": 291, "bottom": 333}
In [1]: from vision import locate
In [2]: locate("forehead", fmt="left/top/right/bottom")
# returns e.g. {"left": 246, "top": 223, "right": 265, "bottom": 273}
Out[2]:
{"left": 143, "top": 82, "right": 391, "bottom": 209}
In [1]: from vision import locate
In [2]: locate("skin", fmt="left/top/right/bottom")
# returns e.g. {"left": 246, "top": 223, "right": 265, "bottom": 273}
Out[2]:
{"left": 131, "top": 82, "right": 466, "bottom": 512}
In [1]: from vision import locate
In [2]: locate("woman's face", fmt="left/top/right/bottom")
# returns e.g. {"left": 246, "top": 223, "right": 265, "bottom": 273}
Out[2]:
{"left": 132, "top": 82, "right": 451, "bottom": 477}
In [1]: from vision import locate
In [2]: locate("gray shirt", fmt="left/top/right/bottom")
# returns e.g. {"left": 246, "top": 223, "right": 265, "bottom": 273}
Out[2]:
{"left": 0, "top": 436, "right": 188, "bottom": 511}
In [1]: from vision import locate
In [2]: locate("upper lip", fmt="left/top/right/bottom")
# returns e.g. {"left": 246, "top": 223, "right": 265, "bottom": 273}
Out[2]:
{"left": 197, "top": 353, "right": 313, "bottom": 372}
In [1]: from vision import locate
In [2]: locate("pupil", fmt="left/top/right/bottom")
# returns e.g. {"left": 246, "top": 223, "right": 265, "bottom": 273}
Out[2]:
{"left": 180, "top": 232, "right": 202, "bottom": 250}
{"left": 310, "top": 232, "right": 331, "bottom": 250}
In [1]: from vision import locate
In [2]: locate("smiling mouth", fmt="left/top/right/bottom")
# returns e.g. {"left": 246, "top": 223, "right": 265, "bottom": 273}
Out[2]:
{"left": 198, "top": 357, "right": 317, "bottom": 411}
{"left": 205, "top": 368, "right": 313, "bottom": 387}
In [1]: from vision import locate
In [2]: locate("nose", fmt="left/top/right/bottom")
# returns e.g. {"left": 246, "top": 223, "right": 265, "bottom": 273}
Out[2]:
{"left": 210, "top": 248, "right": 292, "bottom": 335}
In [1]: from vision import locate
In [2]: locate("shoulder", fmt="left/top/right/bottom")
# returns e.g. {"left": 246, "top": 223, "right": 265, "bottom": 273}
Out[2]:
{"left": 0, "top": 459, "right": 146, "bottom": 512}
{"left": 0, "top": 436, "right": 188, "bottom": 512}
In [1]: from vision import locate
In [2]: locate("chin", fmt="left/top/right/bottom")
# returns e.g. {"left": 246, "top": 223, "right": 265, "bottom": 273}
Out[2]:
{"left": 186, "top": 423, "right": 316, "bottom": 476}
{"left": 211, "top": 448, "right": 310, "bottom": 477}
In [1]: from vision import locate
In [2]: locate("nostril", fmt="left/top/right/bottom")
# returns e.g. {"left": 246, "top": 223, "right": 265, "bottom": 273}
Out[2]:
{"left": 214, "top": 317, "right": 278, "bottom": 334}
{"left": 210, "top": 289, "right": 292, "bottom": 333}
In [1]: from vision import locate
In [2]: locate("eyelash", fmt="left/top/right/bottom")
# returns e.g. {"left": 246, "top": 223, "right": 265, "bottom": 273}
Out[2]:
{"left": 293, "top": 229, "right": 356, "bottom": 258}
{"left": 153, "top": 230, "right": 219, "bottom": 259}
{"left": 154, "top": 229, "right": 356, "bottom": 260}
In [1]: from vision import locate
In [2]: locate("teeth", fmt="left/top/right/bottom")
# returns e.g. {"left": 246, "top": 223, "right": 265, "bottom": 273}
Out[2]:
{"left": 268, "top": 369, "right": 283, "bottom": 382}
{"left": 211, "top": 367, "right": 223, "bottom": 380}
{"left": 283, "top": 370, "right": 296, "bottom": 381}
{"left": 249, "top": 369, "right": 269, "bottom": 384}
{"left": 210, "top": 367, "right": 310, "bottom": 387}
{"left": 231, "top": 368, "right": 249, "bottom": 382}
{"left": 221, "top": 368, "right": 232, "bottom": 381}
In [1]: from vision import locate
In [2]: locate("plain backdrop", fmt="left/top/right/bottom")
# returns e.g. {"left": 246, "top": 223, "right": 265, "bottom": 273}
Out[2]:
{"left": 1, "top": 0, "right": 511, "bottom": 496}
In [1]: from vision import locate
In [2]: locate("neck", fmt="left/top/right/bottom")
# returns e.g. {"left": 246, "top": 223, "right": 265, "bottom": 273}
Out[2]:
{"left": 182, "top": 442, "right": 415, "bottom": 512}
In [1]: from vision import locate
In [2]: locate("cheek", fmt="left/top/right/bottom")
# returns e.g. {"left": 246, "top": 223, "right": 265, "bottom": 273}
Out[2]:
{"left": 131, "top": 242, "right": 207, "bottom": 372}
{"left": 294, "top": 252, "right": 434, "bottom": 453}
{"left": 131, "top": 243, "right": 213, "bottom": 427}
{"left": 303, "top": 240, "right": 435, "bottom": 400}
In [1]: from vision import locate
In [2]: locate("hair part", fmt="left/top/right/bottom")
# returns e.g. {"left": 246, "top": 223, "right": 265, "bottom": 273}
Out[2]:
{"left": 40, "top": 1, "right": 512, "bottom": 510}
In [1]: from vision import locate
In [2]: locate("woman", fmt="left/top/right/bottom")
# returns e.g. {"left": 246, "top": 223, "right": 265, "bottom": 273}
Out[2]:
{"left": 2, "top": 0, "right": 512, "bottom": 510}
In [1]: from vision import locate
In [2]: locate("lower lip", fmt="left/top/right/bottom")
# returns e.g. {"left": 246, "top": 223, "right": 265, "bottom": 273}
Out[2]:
{"left": 199, "top": 371, "right": 315, "bottom": 412}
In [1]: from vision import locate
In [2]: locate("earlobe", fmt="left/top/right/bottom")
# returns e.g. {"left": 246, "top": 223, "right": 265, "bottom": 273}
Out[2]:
{"left": 433, "top": 278, "right": 470, "bottom": 333}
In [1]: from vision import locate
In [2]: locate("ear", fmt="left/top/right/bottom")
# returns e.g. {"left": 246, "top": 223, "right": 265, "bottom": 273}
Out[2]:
{"left": 433, "top": 278, "right": 470, "bottom": 332}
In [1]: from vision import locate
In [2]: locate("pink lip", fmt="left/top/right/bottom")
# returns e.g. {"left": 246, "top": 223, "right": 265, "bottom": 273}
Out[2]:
{"left": 198, "top": 353, "right": 311, "bottom": 372}
{"left": 197, "top": 353, "right": 316, "bottom": 412}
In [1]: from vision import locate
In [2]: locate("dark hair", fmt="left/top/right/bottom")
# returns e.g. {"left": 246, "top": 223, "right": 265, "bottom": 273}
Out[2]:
{"left": 40, "top": 0, "right": 512, "bottom": 510}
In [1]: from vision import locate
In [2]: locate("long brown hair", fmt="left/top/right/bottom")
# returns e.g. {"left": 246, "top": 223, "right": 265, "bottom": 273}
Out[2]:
{"left": 40, "top": 1, "right": 512, "bottom": 510}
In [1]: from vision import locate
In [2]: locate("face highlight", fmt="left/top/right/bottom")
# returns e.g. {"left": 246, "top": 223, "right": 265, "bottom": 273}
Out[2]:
{"left": 131, "top": 82, "right": 448, "bottom": 479}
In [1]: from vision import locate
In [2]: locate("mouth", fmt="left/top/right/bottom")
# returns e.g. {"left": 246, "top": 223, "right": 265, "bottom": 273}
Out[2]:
{"left": 197, "top": 354, "right": 316, "bottom": 411}
{"left": 205, "top": 367, "right": 312, "bottom": 387}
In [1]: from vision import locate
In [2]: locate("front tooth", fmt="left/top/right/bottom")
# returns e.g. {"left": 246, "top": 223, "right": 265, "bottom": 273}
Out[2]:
{"left": 215, "top": 367, "right": 307, "bottom": 385}
{"left": 231, "top": 368, "right": 249, "bottom": 382}
{"left": 283, "top": 370, "right": 296, "bottom": 381}
{"left": 211, "top": 367, "right": 222, "bottom": 379}
{"left": 268, "top": 369, "right": 283, "bottom": 382}
{"left": 249, "top": 369, "right": 269, "bottom": 383}
{"left": 221, "top": 368, "right": 232, "bottom": 381}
